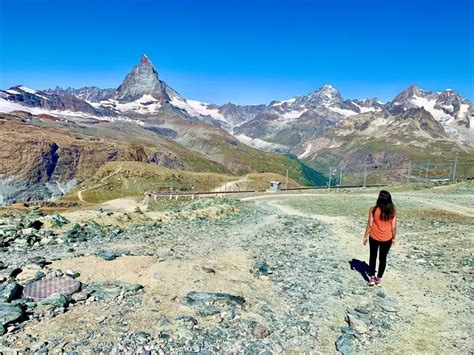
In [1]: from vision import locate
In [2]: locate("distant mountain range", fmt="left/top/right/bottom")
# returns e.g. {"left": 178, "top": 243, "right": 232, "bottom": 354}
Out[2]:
{"left": 2, "top": 54, "right": 472, "bottom": 149}
{"left": 0, "top": 54, "right": 472, "bottom": 202}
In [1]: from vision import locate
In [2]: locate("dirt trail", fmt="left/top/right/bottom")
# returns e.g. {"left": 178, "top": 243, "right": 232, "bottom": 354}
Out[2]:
{"left": 260, "top": 197, "right": 462, "bottom": 354}
{"left": 99, "top": 197, "right": 142, "bottom": 213}
{"left": 77, "top": 165, "right": 123, "bottom": 203}
{"left": 213, "top": 175, "right": 249, "bottom": 192}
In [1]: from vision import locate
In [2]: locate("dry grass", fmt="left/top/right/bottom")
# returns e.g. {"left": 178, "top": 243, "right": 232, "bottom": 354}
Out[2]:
{"left": 68, "top": 161, "right": 234, "bottom": 203}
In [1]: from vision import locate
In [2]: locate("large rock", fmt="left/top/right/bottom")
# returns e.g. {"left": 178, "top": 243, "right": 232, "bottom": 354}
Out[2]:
{"left": 185, "top": 291, "right": 245, "bottom": 306}
{"left": 97, "top": 250, "right": 118, "bottom": 261}
{"left": 86, "top": 282, "right": 143, "bottom": 301}
{"left": 0, "top": 303, "right": 23, "bottom": 329}
{"left": 28, "top": 256, "right": 47, "bottom": 267}
{"left": 335, "top": 334, "right": 355, "bottom": 354}
{"left": 346, "top": 313, "right": 368, "bottom": 334}
{"left": 0, "top": 282, "right": 21, "bottom": 302}
{"left": 38, "top": 293, "right": 68, "bottom": 308}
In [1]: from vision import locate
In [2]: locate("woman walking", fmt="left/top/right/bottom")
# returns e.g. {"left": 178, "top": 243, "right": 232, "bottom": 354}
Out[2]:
{"left": 363, "top": 190, "right": 397, "bottom": 286}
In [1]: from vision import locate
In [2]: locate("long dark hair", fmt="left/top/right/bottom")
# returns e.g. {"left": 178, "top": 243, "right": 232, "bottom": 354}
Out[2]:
{"left": 373, "top": 190, "right": 396, "bottom": 221}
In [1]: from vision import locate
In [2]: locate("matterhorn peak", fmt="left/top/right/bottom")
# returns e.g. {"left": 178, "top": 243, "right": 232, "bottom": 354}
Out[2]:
{"left": 140, "top": 54, "right": 152, "bottom": 65}
{"left": 115, "top": 54, "right": 168, "bottom": 103}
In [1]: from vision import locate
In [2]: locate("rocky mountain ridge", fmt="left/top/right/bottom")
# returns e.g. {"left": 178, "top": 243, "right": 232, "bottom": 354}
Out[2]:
{"left": 2, "top": 55, "right": 471, "bottom": 150}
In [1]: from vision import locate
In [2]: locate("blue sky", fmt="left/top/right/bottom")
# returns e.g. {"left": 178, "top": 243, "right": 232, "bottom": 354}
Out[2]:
{"left": 0, "top": 0, "right": 472, "bottom": 104}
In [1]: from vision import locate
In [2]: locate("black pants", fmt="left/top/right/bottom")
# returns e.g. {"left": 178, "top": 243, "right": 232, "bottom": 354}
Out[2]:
{"left": 369, "top": 236, "right": 392, "bottom": 278}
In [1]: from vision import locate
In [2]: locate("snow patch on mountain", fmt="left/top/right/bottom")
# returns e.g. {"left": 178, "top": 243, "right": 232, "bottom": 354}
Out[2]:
{"left": 18, "top": 86, "right": 37, "bottom": 94}
{"left": 282, "top": 109, "right": 307, "bottom": 119}
{"left": 0, "top": 98, "right": 45, "bottom": 114}
{"left": 353, "top": 102, "right": 380, "bottom": 113}
{"left": 410, "top": 95, "right": 451, "bottom": 121}
{"left": 0, "top": 97, "right": 145, "bottom": 126}
{"left": 328, "top": 107, "right": 358, "bottom": 117}
{"left": 298, "top": 143, "right": 313, "bottom": 159}
{"left": 235, "top": 134, "right": 289, "bottom": 152}
{"left": 170, "top": 96, "right": 226, "bottom": 122}
{"left": 97, "top": 94, "right": 162, "bottom": 114}
{"left": 458, "top": 104, "right": 470, "bottom": 120}
{"left": 272, "top": 98, "right": 296, "bottom": 107}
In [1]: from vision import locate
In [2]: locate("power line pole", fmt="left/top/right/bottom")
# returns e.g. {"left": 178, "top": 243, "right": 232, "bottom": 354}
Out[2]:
{"left": 417, "top": 161, "right": 422, "bottom": 185}
{"left": 448, "top": 163, "right": 452, "bottom": 180}
{"left": 425, "top": 160, "right": 430, "bottom": 182}
{"left": 363, "top": 164, "right": 367, "bottom": 188}
{"left": 339, "top": 167, "right": 343, "bottom": 186}
{"left": 406, "top": 160, "right": 412, "bottom": 184}
{"left": 453, "top": 153, "right": 458, "bottom": 181}
{"left": 285, "top": 169, "right": 289, "bottom": 190}
{"left": 328, "top": 166, "right": 332, "bottom": 190}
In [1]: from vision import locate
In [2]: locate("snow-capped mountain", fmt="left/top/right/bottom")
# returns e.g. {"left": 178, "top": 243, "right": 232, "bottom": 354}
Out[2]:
{"left": 0, "top": 55, "right": 268, "bottom": 130}
{"left": 235, "top": 84, "right": 473, "bottom": 151}
{"left": 386, "top": 84, "right": 472, "bottom": 138}
{"left": 46, "top": 86, "right": 115, "bottom": 102}
{"left": 1, "top": 55, "right": 189, "bottom": 120}
{"left": 232, "top": 85, "right": 386, "bottom": 149}
{"left": 115, "top": 54, "right": 169, "bottom": 103}
{"left": 0, "top": 55, "right": 472, "bottom": 152}
{"left": 0, "top": 85, "right": 105, "bottom": 117}
{"left": 267, "top": 84, "right": 384, "bottom": 119}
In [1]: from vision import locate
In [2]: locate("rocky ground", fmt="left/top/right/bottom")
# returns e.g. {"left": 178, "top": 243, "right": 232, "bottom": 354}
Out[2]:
{"left": 0, "top": 184, "right": 472, "bottom": 353}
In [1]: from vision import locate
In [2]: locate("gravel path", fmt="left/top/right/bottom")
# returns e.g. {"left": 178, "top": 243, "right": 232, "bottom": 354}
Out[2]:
{"left": 1, "top": 187, "right": 472, "bottom": 353}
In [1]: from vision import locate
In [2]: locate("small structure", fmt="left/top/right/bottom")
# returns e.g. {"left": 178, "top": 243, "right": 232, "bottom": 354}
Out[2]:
{"left": 269, "top": 181, "right": 281, "bottom": 192}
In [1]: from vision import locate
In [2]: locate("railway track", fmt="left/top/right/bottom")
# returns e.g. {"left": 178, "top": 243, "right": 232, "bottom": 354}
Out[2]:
{"left": 146, "top": 184, "right": 388, "bottom": 198}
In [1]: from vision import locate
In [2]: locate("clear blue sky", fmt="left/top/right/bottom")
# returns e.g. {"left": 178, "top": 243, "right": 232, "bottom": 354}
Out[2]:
{"left": 0, "top": 0, "right": 473, "bottom": 104}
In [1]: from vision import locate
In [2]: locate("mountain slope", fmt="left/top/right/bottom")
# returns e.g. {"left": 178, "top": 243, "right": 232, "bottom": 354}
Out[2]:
{"left": 0, "top": 111, "right": 324, "bottom": 204}
{"left": 296, "top": 107, "right": 474, "bottom": 182}
{"left": 386, "top": 84, "right": 472, "bottom": 142}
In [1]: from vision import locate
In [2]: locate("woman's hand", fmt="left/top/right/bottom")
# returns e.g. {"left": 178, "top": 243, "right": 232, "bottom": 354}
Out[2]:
{"left": 363, "top": 208, "right": 373, "bottom": 246}
{"left": 392, "top": 238, "right": 396, "bottom": 246}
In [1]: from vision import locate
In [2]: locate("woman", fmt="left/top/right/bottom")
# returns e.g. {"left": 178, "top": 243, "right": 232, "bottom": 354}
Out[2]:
{"left": 363, "top": 190, "right": 397, "bottom": 286}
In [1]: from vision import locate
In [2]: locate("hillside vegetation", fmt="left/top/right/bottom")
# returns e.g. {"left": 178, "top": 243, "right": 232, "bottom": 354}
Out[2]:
{"left": 66, "top": 161, "right": 301, "bottom": 203}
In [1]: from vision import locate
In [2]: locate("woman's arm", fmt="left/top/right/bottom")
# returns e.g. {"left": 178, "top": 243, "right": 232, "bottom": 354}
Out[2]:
{"left": 363, "top": 207, "right": 373, "bottom": 245}
{"left": 391, "top": 214, "right": 397, "bottom": 245}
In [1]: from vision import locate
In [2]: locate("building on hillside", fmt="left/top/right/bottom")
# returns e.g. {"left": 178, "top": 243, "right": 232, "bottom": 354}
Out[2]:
{"left": 269, "top": 181, "right": 281, "bottom": 192}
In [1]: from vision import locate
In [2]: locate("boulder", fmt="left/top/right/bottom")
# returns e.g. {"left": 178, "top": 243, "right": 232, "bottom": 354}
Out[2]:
{"left": 28, "top": 256, "right": 47, "bottom": 267}
{"left": 335, "top": 334, "right": 355, "bottom": 354}
{"left": 38, "top": 293, "right": 68, "bottom": 308}
{"left": 97, "top": 250, "right": 118, "bottom": 261}
{"left": 185, "top": 291, "right": 245, "bottom": 306}
{"left": 0, "top": 303, "right": 23, "bottom": 329}
{"left": 0, "top": 282, "right": 21, "bottom": 302}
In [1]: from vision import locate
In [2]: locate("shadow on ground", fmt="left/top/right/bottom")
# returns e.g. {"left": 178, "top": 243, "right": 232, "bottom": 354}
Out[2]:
{"left": 350, "top": 258, "right": 370, "bottom": 281}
